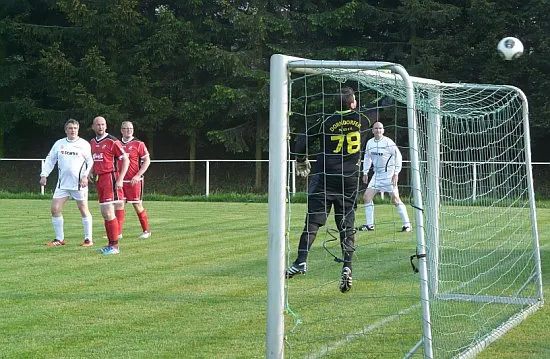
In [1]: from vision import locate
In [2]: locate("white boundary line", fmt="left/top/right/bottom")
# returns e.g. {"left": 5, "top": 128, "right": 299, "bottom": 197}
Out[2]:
{"left": 307, "top": 304, "right": 421, "bottom": 359}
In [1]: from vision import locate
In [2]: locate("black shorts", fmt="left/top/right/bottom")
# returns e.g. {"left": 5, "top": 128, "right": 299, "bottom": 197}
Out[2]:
{"left": 305, "top": 174, "right": 359, "bottom": 228}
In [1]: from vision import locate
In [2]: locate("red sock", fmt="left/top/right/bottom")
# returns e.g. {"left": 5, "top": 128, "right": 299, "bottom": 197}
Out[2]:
{"left": 137, "top": 209, "right": 150, "bottom": 232}
{"left": 105, "top": 219, "right": 120, "bottom": 248}
{"left": 115, "top": 209, "right": 125, "bottom": 236}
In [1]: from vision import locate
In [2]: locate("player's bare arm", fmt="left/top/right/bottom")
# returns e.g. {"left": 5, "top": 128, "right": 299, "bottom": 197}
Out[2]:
{"left": 88, "top": 168, "right": 96, "bottom": 183}
{"left": 391, "top": 173, "right": 398, "bottom": 186}
{"left": 131, "top": 154, "right": 150, "bottom": 185}
{"left": 117, "top": 154, "right": 130, "bottom": 188}
{"left": 80, "top": 176, "right": 89, "bottom": 188}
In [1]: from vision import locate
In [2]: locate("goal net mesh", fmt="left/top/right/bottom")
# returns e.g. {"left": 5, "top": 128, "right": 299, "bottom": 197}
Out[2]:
{"left": 282, "top": 64, "right": 542, "bottom": 358}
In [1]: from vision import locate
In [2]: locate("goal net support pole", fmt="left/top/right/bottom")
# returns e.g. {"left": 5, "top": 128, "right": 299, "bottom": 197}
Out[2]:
{"left": 266, "top": 54, "right": 297, "bottom": 359}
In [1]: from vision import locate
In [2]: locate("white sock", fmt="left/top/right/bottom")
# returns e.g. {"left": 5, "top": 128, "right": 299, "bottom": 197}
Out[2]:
{"left": 396, "top": 203, "right": 410, "bottom": 226}
{"left": 52, "top": 216, "right": 64, "bottom": 240}
{"left": 82, "top": 216, "right": 93, "bottom": 240}
{"left": 365, "top": 202, "right": 374, "bottom": 226}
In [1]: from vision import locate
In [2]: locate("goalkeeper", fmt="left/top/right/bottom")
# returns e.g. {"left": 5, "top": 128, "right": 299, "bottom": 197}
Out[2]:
{"left": 286, "top": 86, "right": 387, "bottom": 293}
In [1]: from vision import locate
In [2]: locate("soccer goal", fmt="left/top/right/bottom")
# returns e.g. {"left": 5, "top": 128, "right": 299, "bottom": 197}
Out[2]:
{"left": 267, "top": 54, "right": 543, "bottom": 358}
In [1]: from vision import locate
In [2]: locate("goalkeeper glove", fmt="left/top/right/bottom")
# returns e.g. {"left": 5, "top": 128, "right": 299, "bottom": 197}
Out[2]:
{"left": 296, "top": 159, "right": 311, "bottom": 177}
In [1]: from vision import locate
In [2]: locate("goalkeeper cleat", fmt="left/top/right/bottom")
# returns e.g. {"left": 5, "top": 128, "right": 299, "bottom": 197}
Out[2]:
{"left": 102, "top": 246, "right": 120, "bottom": 255}
{"left": 138, "top": 231, "right": 151, "bottom": 239}
{"left": 46, "top": 239, "right": 65, "bottom": 246}
{"left": 401, "top": 226, "right": 411, "bottom": 232}
{"left": 80, "top": 239, "right": 93, "bottom": 247}
{"left": 286, "top": 262, "right": 307, "bottom": 278}
{"left": 356, "top": 224, "right": 375, "bottom": 232}
{"left": 339, "top": 267, "right": 352, "bottom": 293}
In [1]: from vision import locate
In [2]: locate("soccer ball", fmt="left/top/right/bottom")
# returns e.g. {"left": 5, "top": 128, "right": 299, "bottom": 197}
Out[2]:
{"left": 497, "top": 37, "right": 524, "bottom": 60}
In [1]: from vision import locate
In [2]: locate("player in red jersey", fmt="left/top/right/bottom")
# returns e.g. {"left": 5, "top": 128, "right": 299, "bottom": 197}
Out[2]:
{"left": 114, "top": 121, "right": 152, "bottom": 239}
{"left": 90, "top": 116, "right": 129, "bottom": 255}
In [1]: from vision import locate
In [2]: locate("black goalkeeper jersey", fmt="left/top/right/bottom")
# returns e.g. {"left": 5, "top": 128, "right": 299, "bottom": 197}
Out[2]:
{"left": 295, "top": 109, "right": 374, "bottom": 177}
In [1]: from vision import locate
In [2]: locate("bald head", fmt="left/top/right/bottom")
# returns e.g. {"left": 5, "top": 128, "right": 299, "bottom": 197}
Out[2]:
{"left": 92, "top": 116, "right": 107, "bottom": 137}
{"left": 93, "top": 116, "right": 105, "bottom": 124}
{"left": 372, "top": 121, "right": 384, "bottom": 139}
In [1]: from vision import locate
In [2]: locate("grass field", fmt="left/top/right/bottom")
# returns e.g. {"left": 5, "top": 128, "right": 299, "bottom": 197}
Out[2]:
{"left": 0, "top": 199, "right": 548, "bottom": 358}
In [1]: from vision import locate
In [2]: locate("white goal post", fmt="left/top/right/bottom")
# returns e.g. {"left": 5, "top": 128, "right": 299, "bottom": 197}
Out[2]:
{"left": 267, "top": 54, "right": 543, "bottom": 358}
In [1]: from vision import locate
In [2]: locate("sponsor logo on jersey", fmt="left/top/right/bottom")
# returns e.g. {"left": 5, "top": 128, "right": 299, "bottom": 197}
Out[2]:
{"left": 60, "top": 150, "right": 79, "bottom": 156}
{"left": 92, "top": 153, "right": 104, "bottom": 161}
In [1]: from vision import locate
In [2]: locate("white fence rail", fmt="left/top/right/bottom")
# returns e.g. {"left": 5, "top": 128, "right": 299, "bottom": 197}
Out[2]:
{"left": 1, "top": 158, "right": 270, "bottom": 196}
{"left": 1, "top": 158, "right": 549, "bottom": 197}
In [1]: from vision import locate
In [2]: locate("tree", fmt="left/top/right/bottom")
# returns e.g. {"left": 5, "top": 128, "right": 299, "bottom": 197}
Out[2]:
{"left": 0, "top": 0, "right": 72, "bottom": 156}
{"left": 206, "top": 1, "right": 277, "bottom": 190}
{"left": 1, "top": 0, "right": 549, "bottom": 170}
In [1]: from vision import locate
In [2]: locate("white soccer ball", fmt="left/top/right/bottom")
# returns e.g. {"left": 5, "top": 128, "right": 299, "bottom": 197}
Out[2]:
{"left": 497, "top": 37, "right": 524, "bottom": 60}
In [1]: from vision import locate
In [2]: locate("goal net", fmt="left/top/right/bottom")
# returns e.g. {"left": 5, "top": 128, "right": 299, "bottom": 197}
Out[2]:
{"left": 267, "top": 55, "right": 543, "bottom": 358}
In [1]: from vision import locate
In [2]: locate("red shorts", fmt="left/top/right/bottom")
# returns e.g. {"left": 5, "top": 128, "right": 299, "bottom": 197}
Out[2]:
{"left": 96, "top": 172, "right": 124, "bottom": 205}
{"left": 122, "top": 179, "right": 144, "bottom": 203}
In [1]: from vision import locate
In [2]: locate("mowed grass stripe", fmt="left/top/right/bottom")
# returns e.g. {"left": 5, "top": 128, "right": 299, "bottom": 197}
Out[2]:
{"left": 0, "top": 199, "right": 548, "bottom": 358}
{"left": 0, "top": 199, "right": 268, "bottom": 358}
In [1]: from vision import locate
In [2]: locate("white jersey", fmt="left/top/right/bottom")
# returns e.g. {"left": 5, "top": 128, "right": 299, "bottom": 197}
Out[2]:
{"left": 40, "top": 137, "right": 93, "bottom": 190}
{"left": 363, "top": 135, "right": 402, "bottom": 179}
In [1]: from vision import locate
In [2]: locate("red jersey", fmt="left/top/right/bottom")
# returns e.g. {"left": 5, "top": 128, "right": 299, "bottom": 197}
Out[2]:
{"left": 91, "top": 134, "right": 126, "bottom": 175}
{"left": 120, "top": 137, "right": 150, "bottom": 180}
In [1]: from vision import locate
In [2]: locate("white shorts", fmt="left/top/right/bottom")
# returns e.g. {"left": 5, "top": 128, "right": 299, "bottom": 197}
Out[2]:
{"left": 53, "top": 187, "right": 89, "bottom": 201}
{"left": 367, "top": 174, "right": 398, "bottom": 194}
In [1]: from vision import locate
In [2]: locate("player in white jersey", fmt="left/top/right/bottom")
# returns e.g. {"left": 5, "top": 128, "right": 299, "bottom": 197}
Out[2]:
{"left": 40, "top": 119, "right": 94, "bottom": 247}
{"left": 356, "top": 122, "right": 411, "bottom": 232}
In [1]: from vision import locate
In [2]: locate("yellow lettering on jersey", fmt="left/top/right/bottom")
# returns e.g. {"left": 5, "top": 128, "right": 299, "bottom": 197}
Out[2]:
{"left": 329, "top": 120, "right": 361, "bottom": 132}
{"left": 331, "top": 131, "right": 361, "bottom": 154}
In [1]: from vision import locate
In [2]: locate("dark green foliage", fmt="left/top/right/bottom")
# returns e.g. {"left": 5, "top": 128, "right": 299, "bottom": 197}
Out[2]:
{"left": 0, "top": 0, "right": 549, "bottom": 163}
